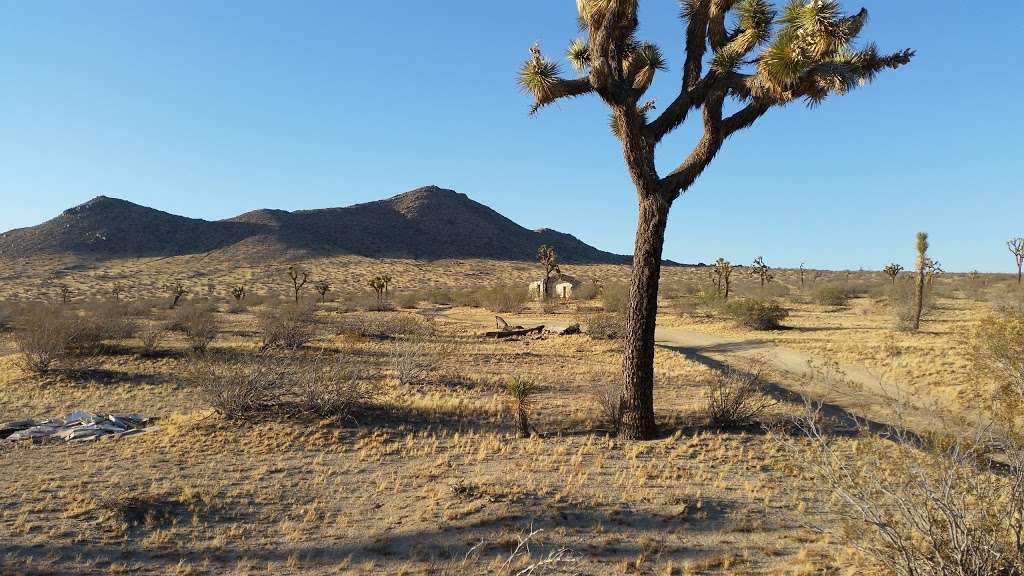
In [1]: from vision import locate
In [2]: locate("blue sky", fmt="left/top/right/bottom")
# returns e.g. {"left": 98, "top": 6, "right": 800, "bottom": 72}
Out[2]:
{"left": 0, "top": 1, "right": 1020, "bottom": 272}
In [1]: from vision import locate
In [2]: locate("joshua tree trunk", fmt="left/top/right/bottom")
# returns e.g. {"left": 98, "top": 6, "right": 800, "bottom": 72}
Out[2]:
{"left": 620, "top": 194, "right": 669, "bottom": 440}
{"left": 912, "top": 269, "right": 925, "bottom": 331}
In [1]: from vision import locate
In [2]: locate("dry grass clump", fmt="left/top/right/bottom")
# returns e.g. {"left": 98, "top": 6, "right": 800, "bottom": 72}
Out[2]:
{"left": 890, "top": 279, "right": 933, "bottom": 331}
{"left": 196, "top": 352, "right": 366, "bottom": 421}
{"left": 794, "top": 411, "right": 1024, "bottom": 576}
{"left": 170, "top": 304, "right": 218, "bottom": 352}
{"left": 702, "top": 366, "right": 778, "bottom": 428}
{"left": 722, "top": 298, "right": 789, "bottom": 330}
{"left": 258, "top": 302, "right": 316, "bottom": 350}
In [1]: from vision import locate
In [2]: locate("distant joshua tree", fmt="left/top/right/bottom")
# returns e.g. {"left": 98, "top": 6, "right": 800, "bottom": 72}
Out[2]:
{"left": 58, "top": 285, "right": 71, "bottom": 305}
{"left": 169, "top": 283, "right": 187, "bottom": 309}
{"left": 925, "top": 259, "right": 943, "bottom": 286}
{"left": 314, "top": 281, "right": 330, "bottom": 302}
{"left": 751, "top": 257, "right": 773, "bottom": 288}
{"left": 369, "top": 275, "right": 392, "bottom": 308}
{"left": 883, "top": 263, "right": 903, "bottom": 286}
{"left": 799, "top": 263, "right": 806, "bottom": 288}
{"left": 111, "top": 285, "right": 123, "bottom": 302}
{"left": 288, "top": 266, "right": 309, "bottom": 304}
{"left": 537, "top": 245, "right": 560, "bottom": 300}
{"left": 1010, "top": 238, "right": 1024, "bottom": 284}
{"left": 910, "top": 232, "right": 934, "bottom": 331}
{"left": 517, "top": 0, "right": 913, "bottom": 439}
{"left": 231, "top": 286, "right": 246, "bottom": 302}
{"left": 712, "top": 258, "right": 733, "bottom": 300}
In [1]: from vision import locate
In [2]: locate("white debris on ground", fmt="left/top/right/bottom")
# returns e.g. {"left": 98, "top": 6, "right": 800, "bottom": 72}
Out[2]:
{"left": 1, "top": 411, "right": 150, "bottom": 443}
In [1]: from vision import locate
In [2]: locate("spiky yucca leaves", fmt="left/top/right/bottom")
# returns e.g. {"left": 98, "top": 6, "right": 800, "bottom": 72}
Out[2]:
{"left": 756, "top": 0, "right": 911, "bottom": 104}
{"left": 519, "top": 44, "right": 562, "bottom": 104}
{"left": 504, "top": 377, "right": 539, "bottom": 438}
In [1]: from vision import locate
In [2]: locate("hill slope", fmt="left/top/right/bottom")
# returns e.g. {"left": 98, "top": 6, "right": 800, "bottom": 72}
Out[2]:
{"left": 0, "top": 186, "right": 630, "bottom": 263}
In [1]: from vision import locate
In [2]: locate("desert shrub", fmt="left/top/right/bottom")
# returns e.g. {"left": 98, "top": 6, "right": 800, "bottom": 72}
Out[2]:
{"left": 258, "top": 303, "right": 316, "bottom": 350}
{"left": 504, "top": 377, "right": 538, "bottom": 438}
{"left": 591, "top": 381, "right": 622, "bottom": 434}
{"left": 582, "top": 311, "right": 625, "bottom": 340}
{"left": 13, "top": 303, "right": 138, "bottom": 372}
{"left": 171, "top": 305, "right": 218, "bottom": 352}
{"left": 600, "top": 282, "right": 629, "bottom": 313}
{"left": 394, "top": 291, "right": 421, "bottom": 309}
{"left": 702, "top": 366, "right": 777, "bottom": 428}
{"left": 695, "top": 289, "right": 726, "bottom": 308}
{"left": 795, "top": 412, "right": 1024, "bottom": 576}
{"left": 814, "top": 285, "right": 851, "bottom": 306}
{"left": 337, "top": 312, "right": 431, "bottom": 339}
{"left": 572, "top": 281, "right": 600, "bottom": 301}
{"left": 722, "top": 298, "right": 789, "bottom": 330}
{"left": 426, "top": 289, "right": 454, "bottom": 306}
{"left": 969, "top": 307, "right": 1024, "bottom": 425}
{"left": 137, "top": 323, "right": 165, "bottom": 356}
{"left": 449, "top": 290, "right": 481, "bottom": 308}
{"left": 389, "top": 340, "right": 441, "bottom": 385}
{"left": 13, "top": 305, "right": 70, "bottom": 373}
{"left": 482, "top": 285, "right": 527, "bottom": 314}
{"left": 197, "top": 353, "right": 365, "bottom": 421}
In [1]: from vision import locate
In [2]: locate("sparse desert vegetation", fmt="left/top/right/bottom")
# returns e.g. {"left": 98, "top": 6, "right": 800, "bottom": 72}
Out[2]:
{"left": 2, "top": 254, "right": 1023, "bottom": 574}
{"left": 1, "top": 0, "right": 1018, "bottom": 574}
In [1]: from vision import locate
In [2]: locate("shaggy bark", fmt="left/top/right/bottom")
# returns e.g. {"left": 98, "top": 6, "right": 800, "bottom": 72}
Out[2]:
{"left": 620, "top": 194, "right": 669, "bottom": 439}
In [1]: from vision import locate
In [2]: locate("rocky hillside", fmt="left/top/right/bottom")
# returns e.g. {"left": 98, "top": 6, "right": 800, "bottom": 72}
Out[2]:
{"left": 0, "top": 186, "right": 631, "bottom": 263}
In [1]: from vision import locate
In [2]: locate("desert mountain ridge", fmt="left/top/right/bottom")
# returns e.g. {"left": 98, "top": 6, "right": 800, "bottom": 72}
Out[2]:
{"left": 0, "top": 186, "right": 646, "bottom": 264}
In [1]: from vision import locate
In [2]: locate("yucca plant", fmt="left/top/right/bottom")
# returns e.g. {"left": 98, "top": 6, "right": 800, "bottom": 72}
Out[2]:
{"left": 518, "top": 0, "right": 913, "bottom": 439}
{"left": 537, "top": 244, "right": 561, "bottom": 300}
{"left": 910, "top": 232, "right": 935, "bottom": 331}
{"left": 504, "top": 377, "right": 538, "bottom": 438}
{"left": 287, "top": 266, "right": 309, "bottom": 304}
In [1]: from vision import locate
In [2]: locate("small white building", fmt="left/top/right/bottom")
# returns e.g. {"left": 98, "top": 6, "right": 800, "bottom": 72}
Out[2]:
{"left": 529, "top": 274, "right": 581, "bottom": 299}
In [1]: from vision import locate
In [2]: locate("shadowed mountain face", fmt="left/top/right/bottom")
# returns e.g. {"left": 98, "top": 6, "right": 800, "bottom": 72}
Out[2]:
{"left": 0, "top": 186, "right": 631, "bottom": 263}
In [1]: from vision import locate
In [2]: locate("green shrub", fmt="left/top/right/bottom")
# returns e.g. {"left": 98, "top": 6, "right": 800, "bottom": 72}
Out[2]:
{"left": 723, "top": 299, "right": 789, "bottom": 330}
{"left": 814, "top": 285, "right": 851, "bottom": 306}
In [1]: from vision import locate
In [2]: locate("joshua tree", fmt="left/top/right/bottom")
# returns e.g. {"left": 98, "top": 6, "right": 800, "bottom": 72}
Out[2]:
{"left": 799, "top": 263, "right": 806, "bottom": 288}
{"left": 111, "top": 285, "right": 123, "bottom": 302}
{"left": 1010, "top": 238, "right": 1024, "bottom": 285}
{"left": 751, "top": 256, "right": 773, "bottom": 288}
{"left": 925, "top": 259, "right": 943, "bottom": 286}
{"left": 231, "top": 286, "right": 246, "bottom": 302}
{"left": 287, "top": 266, "right": 309, "bottom": 304}
{"left": 712, "top": 258, "right": 733, "bottom": 300}
{"left": 369, "top": 275, "right": 391, "bottom": 308}
{"left": 883, "top": 263, "right": 903, "bottom": 286}
{"left": 518, "top": 0, "right": 912, "bottom": 439}
{"left": 537, "top": 244, "right": 561, "bottom": 300}
{"left": 169, "top": 283, "right": 187, "bottom": 309}
{"left": 314, "top": 281, "right": 330, "bottom": 302}
{"left": 58, "top": 285, "right": 71, "bottom": 305}
{"left": 910, "top": 232, "right": 933, "bottom": 331}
